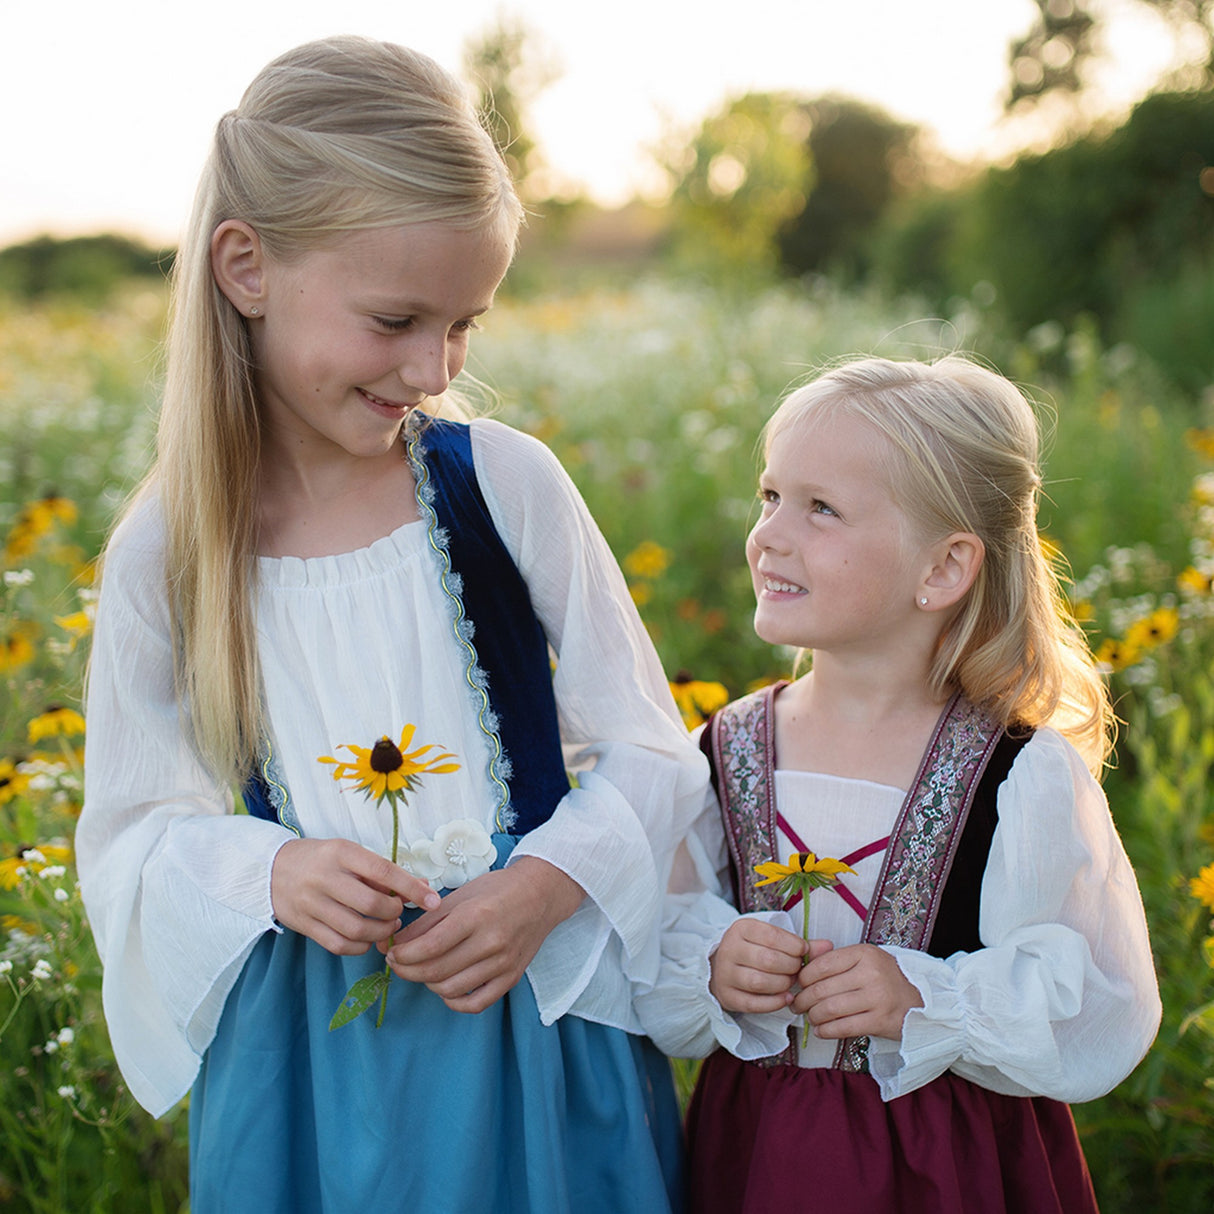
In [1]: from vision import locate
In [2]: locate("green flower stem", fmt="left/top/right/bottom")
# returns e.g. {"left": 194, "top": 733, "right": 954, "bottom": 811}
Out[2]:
{"left": 376, "top": 797, "right": 402, "bottom": 1030}
{"left": 801, "top": 892, "right": 812, "bottom": 1048}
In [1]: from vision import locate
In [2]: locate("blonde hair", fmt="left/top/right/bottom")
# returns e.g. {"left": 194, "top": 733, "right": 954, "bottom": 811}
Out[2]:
{"left": 129, "top": 36, "right": 523, "bottom": 785}
{"left": 765, "top": 355, "right": 1113, "bottom": 773}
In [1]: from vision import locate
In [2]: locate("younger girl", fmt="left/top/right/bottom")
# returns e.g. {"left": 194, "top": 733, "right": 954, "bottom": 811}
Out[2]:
{"left": 76, "top": 37, "right": 704, "bottom": 1213}
{"left": 638, "top": 356, "right": 1161, "bottom": 1212}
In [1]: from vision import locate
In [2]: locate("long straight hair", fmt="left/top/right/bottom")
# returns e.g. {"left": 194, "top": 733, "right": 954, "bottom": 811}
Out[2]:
{"left": 123, "top": 37, "right": 523, "bottom": 785}
{"left": 764, "top": 355, "right": 1113, "bottom": 773}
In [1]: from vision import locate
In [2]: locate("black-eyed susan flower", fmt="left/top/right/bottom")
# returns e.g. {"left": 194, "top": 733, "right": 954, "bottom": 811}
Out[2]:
{"left": 27, "top": 707, "right": 86, "bottom": 744}
{"left": 669, "top": 673, "right": 730, "bottom": 730}
{"left": 0, "top": 842, "right": 72, "bottom": 890}
{"left": 1179, "top": 567, "right": 1214, "bottom": 596}
{"left": 3, "top": 495, "right": 77, "bottom": 560}
{"left": 1124, "top": 607, "right": 1180, "bottom": 652}
{"left": 0, "top": 625, "right": 36, "bottom": 673}
{"left": 754, "top": 851, "right": 856, "bottom": 894}
{"left": 0, "top": 758, "right": 29, "bottom": 805}
{"left": 754, "top": 851, "right": 857, "bottom": 1047}
{"left": 319, "top": 725, "right": 458, "bottom": 809}
{"left": 319, "top": 725, "right": 459, "bottom": 1031}
{"left": 1093, "top": 637, "right": 1141, "bottom": 673}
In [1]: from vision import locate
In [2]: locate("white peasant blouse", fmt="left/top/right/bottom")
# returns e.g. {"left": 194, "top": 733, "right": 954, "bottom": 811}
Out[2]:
{"left": 76, "top": 418, "right": 708, "bottom": 1117}
{"left": 635, "top": 728, "right": 1162, "bottom": 1104}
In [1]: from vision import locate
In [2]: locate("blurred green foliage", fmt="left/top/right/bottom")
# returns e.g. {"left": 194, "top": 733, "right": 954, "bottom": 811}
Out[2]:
{"left": 0, "top": 235, "right": 169, "bottom": 303}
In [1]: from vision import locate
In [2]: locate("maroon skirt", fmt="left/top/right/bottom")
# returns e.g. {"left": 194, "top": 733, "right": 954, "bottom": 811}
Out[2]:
{"left": 685, "top": 1050, "right": 1098, "bottom": 1214}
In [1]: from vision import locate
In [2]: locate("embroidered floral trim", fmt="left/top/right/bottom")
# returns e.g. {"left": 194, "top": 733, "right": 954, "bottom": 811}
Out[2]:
{"left": 715, "top": 684, "right": 783, "bottom": 916}
{"left": 406, "top": 426, "right": 514, "bottom": 831}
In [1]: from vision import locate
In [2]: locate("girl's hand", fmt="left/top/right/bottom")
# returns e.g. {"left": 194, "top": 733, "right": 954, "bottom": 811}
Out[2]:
{"left": 792, "top": 943, "right": 923, "bottom": 1040}
{"left": 382, "top": 857, "right": 585, "bottom": 1013}
{"left": 270, "top": 837, "right": 441, "bottom": 956}
{"left": 709, "top": 918, "right": 832, "bottom": 1014}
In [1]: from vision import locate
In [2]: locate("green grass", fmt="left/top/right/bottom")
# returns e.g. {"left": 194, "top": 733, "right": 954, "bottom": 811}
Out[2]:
{"left": 1, "top": 274, "right": 1212, "bottom": 1211}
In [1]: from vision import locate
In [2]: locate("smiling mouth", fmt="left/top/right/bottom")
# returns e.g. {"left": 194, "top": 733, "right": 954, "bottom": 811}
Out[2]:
{"left": 357, "top": 387, "right": 418, "bottom": 411}
{"left": 763, "top": 577, "right": 807, "bottom": 595}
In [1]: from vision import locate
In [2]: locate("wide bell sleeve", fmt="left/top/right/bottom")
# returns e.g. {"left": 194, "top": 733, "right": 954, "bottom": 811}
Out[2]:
{"left": 470, "top": 419, "right": 710, "bottom": 1029}
{"left": 75, "top": 500, "right": 296, "bottom": 1116}
{"left": 631, "top": 778, "right": 800, "bottom": 1059}
{"left": 869, "top": 728, "right": 1162, "bottom": 1102}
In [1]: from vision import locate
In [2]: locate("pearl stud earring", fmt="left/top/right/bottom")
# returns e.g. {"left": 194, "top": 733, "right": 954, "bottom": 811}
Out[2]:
{"left": 249, "top": 306, "right": 260, "bottom": 316}
{"left": 919, "top": 597, "right": 928, "bottom": 607}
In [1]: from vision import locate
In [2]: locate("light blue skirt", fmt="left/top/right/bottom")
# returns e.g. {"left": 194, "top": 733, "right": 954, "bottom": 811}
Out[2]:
{"left": 189, "top": 836, "right": 683, "bottom": 1213}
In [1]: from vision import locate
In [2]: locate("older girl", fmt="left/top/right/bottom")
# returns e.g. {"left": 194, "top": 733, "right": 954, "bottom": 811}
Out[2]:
{"left": 77, "top": 37, "right": 702, "bottom": 1213}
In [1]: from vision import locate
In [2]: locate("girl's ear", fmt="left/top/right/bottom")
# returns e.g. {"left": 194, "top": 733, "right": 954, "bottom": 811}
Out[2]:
{"left": 920, "top": 532, "right": 984, "bottom": 610}
{"left": 210, "top": 220, "right": 267, "bottom": 317}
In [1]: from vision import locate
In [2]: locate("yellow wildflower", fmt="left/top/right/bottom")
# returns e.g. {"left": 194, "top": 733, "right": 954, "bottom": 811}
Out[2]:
{"left": 0, "top": 914, "right": 40, "bottom": 936}
{"left": 320, "top": 725, "right": 459, "bottom": 807}
{"left": 3, "top": 496, "right": 77, "bottom": 559}
{"left": 623, "top": 541, "right": 672, "bottom": 581}
{"left": 53, "top": 611, "right": 92, "bottom": 640}
{"left": 754, "top": 851, "right": 857, "bottom": 1049}
{"left": 1093, "top": 637, "right": 1141, "bottom": 673}
{"left": 754, "top": 851, "right": 857, "bottom": 889}
{"left": 1178, "top": 567, "right": 1214, "bottom": 596}
{"left": 1191, "top": 863, "right": 1214, "bottom": 914}
{"left": 0, "top": 842, "right": 72, "bottom": 890}
{"left": 629, "top": 583, "right": 653, "bottom": 607}
{"left": 319, "top": 726, "right": 460, "bottom": 1032}
{"left": 0, "top": 625, "right": 36, "bottom": 672}
{"left": 27, "top": 707, "right": 86, "bottom": 744}
{"left": 0, "top": 758, "right": 30, "bottom": 805}
{"left": 1185, "top": 428, "right": 1214, "bottom": 460}
{"left": 1124, "top": 607, "right": 1180, "bottom": 652}
{"left": 669, "top": 674, "right": 730, "bottom": 730}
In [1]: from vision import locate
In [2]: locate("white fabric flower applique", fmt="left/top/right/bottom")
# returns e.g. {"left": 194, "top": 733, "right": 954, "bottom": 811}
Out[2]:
{"left": 428, "top": 819, "right": 497, "bottom": 889}
{"left": 396, "top": 819, "right": 497, "bottom": 900}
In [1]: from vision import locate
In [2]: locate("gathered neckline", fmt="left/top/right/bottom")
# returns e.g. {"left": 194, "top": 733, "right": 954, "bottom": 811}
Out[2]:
{"left": 256, "top": 517, "right": 427, "bottom": 587}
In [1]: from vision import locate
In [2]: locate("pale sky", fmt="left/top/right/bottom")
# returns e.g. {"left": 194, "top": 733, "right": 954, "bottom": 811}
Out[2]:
{"left": 0, "top": 0, "right": 1181, "bottom": 245}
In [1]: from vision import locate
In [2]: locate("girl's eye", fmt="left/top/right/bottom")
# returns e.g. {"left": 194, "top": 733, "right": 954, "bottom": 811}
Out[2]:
{"left": 451, "top": 318, "right": 482, "bottom": 334}
{"left": 811, "top": 499, "right": 838, "bottom": 518}
{"left": 758, "top": 488, "right": 778, "bottom": 505}
{"left": 372, "top": 315, "right": 413, "bottom": 332}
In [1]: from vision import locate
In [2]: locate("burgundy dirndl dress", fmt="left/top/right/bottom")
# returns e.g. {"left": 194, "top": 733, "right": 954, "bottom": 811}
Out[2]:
{"left": 684, "top": 686, "right": 1099, "bottom": 1214}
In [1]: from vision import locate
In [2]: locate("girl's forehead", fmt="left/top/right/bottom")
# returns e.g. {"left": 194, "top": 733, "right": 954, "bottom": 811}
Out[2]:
{"left": 768, "top": 407, "right": 889, "bottom": 468}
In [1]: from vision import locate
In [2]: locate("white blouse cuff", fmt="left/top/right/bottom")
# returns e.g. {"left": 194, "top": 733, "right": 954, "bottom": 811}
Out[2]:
{"left": 710, "top": 912, "right": 801, "bottom": 1060}
{"left": 509, "top": 769, "right": 659, "bottom": 1018}
{"left": 868, "top": 947, "right": 964, "bottom": 1099}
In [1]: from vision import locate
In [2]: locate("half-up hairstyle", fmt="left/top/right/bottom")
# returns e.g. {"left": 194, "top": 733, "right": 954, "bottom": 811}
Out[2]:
{"left": 764, "top": 355, "right": 1113, "bottom": 773}
{"left": 130, "top": 37, "right": 523, "bottom": 785}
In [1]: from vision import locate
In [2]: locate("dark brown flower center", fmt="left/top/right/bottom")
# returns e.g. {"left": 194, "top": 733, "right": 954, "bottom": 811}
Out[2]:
{"left": 370, "top": 738, "right": 403, "bottom": 774}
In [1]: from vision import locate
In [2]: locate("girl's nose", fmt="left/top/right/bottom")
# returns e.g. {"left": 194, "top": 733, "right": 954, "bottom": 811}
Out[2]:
{"left": 399, "top": 338, "right": 452, "bottom": 398}
{"left": 748, "top": 511, "right": 782, "bottom": 552}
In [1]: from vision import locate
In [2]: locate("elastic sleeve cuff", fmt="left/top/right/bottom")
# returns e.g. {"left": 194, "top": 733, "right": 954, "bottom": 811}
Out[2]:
{"left": 868, "top": 946, "right": 965, "bottom": 1099}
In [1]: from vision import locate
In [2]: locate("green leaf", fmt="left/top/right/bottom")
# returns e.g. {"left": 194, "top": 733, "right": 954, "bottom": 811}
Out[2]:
{"left": 328, "top": 971, "right": 390, "bottom": 1031}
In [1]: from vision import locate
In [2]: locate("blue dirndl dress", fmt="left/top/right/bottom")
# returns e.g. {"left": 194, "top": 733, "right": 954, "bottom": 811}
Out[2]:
{"left": 187, "top": 418, "right": 684, "bottom": 1212}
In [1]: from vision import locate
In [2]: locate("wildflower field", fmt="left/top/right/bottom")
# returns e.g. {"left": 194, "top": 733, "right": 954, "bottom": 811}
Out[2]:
{"left": 2, "top": 276, "right": 1213, "bottom": 1210}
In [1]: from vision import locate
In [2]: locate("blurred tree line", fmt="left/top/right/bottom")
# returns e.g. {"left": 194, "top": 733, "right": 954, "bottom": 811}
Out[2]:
{"left": 4, "top": 4, "right": 1214, "bottom": 394}
{"left": 657, "top": 0, "right": 1214, "bottom": 397}
{"left": 0, "top": 233, "right": 170, "bottom": 300}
